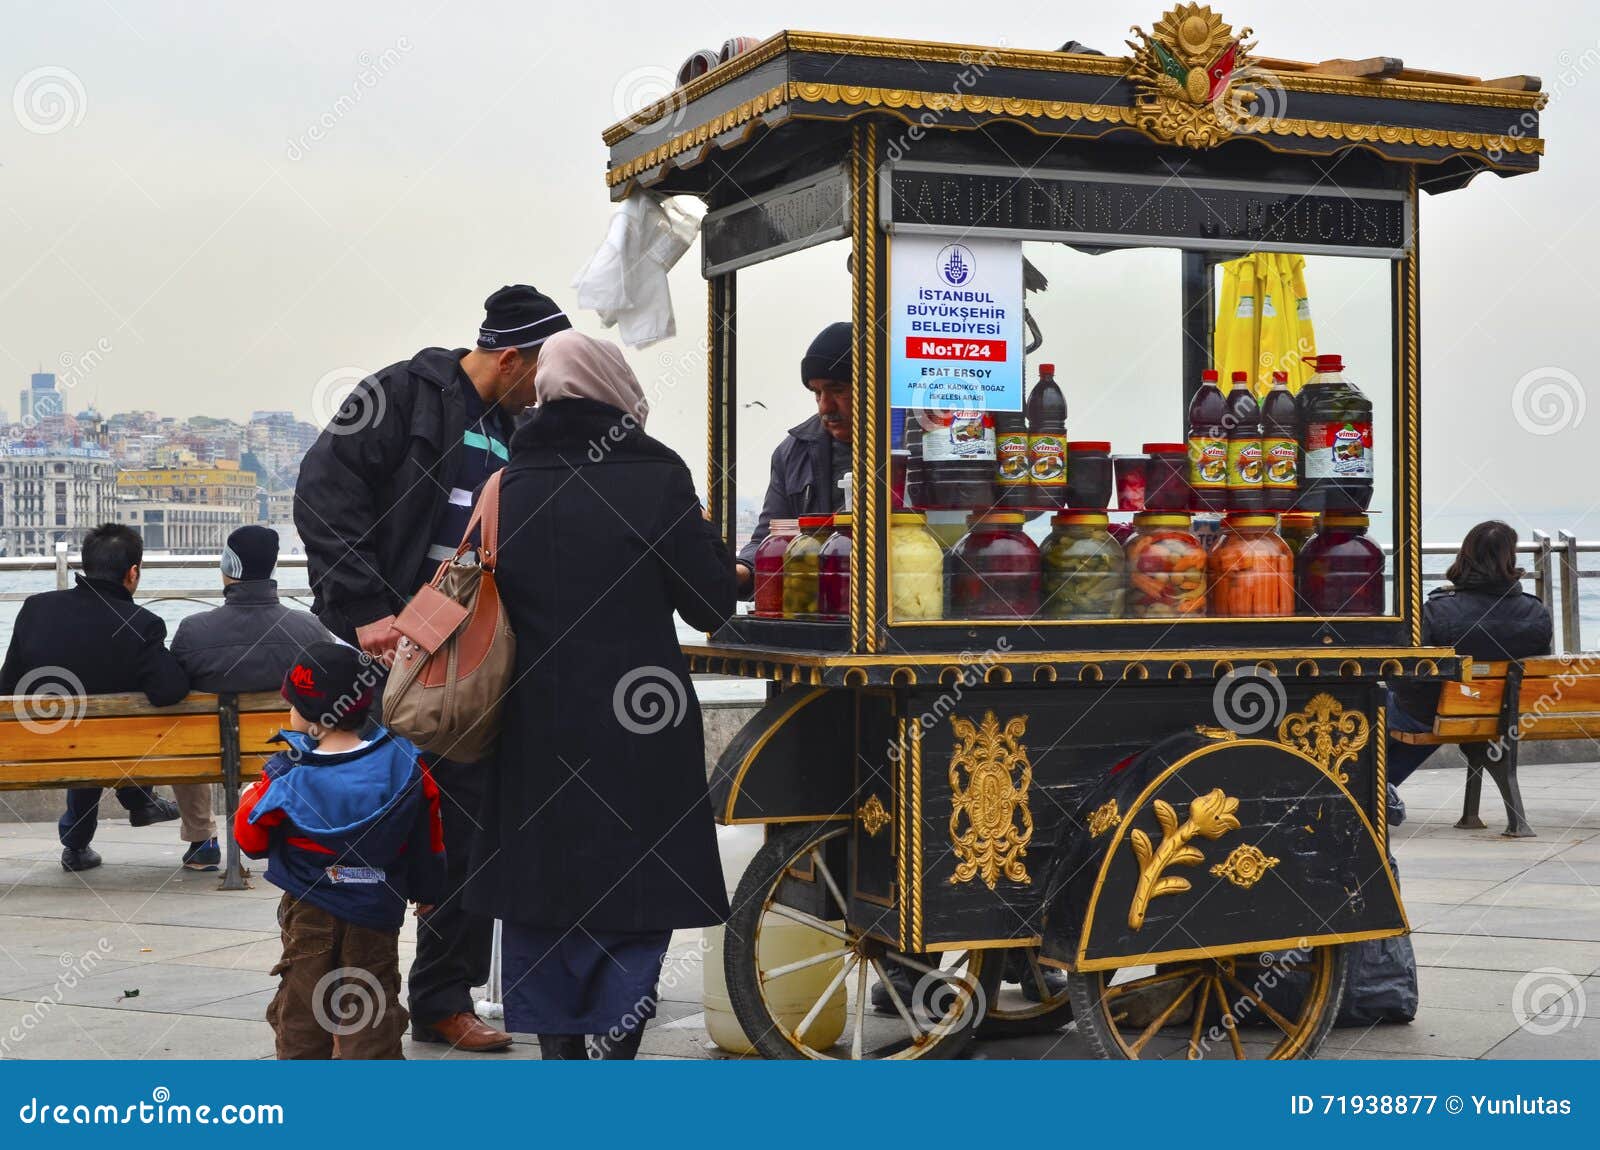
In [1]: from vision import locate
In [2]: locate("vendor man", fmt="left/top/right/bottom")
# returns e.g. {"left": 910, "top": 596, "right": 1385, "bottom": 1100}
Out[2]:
{"left": 735, "top": 321, "right": 853, "bottom": 595}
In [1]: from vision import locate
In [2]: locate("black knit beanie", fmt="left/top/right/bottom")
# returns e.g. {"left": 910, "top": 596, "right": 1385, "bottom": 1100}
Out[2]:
{"left": 800, "top": 321, "right": 852, "bottom": 387}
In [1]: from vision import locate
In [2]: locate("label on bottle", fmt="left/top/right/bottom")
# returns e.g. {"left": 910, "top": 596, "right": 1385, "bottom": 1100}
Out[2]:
{"left": 1228, "top": 438, "right": 1264, "bottom": 488}
{"left": 996, "top": 432, "right": 1030, "bottom": 487}
{"left": 1187, "top": 435, "right": 1228, "bottom": 490}
{"left": 1305, "top": 420, "right": 1373, "bottom": 479}
{"left": 1263, "top": 436, "right": 1298, "bottom": 489}
{"left": 1028, "top": 433, "right": 1067, "bottom": 487}
{"left": 922, "top": 413, "right": 996, "bottom": 462}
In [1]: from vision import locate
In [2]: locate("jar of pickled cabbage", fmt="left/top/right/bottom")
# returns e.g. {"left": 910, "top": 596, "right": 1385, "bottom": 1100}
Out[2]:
{"left": 1208, "top": 513, "right": 1293, "bottom": 617}
{"left": 1299, "top": 513, "right": 1384, "bottom": 615}
{"left": 1125, "top": 512, "right": 1206, "bottom": 617}
{"left": 782, "top": 516, "right": 831, "bottom": 620}
{"left": 947, "top": 512, "right": 1041, "bottom": 619}
{"left": 890, "top": 511, "right": 944, "bottom": 620}
{"left": 817, "top": 514, "right": 852, "bottom": 622}
{"left": 1040, "top": 511, "right": 1125, "bottom": 618}
{"left": 753, "top": 519, "right": 798, "bottom": 617}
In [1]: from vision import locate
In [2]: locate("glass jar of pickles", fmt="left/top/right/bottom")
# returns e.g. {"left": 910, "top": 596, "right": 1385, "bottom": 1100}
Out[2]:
{"left": 1040, "top": 511, "right": 1125, "bottom": 618}
{"left": 782, "top": 515, "right": 831, "bottom": 620}
{"left": 890, "top": 511, "right": 944, "bottom": 620}
{"left": 817, "top": 514, "right": 852, "bottom": 622}
{"left": 947, "top": 511, "right": 1041, "bottom": 619}
{"left": 1209, "top": 513, "right": 1294, "bottom": 617}
{"left": 1278, "top": 511, "right": 1319, "bottom": 555}
{"left": 1125, "top": 512, "right": 1207, "bottom": 617}
{"left": 1299, "top": 513, "right": 1385, "bottom": 615}
{"left": 753, "top": 519, "right": 798, "bottom": 617}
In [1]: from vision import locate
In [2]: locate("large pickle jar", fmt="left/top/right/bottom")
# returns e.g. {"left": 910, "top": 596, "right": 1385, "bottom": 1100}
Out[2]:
{"left": 817, "top": 514, "right": 853, "bottom": 622}
{"left": 1040, "top": 511, "right": 1125, "bottom": 619}
{"left": 781, "top": 516, "right": 831, "bottom": 620}
{"left": 1299, "top": 512, "right": 1385, "bottom": 615}
{"left": 1209, "top": 513, "right": 1294, "bottom": 617}
{"left": 753, "top": 519, "right": 798, "bottom": 618}
{"left": 1125, "top": 512, "right": 1206, "bottom": 618}
{"left": 890, "top": 511, "right": 944, "bottom": 620}
{"left": 947, "top": 511, "right": 1041, "bottom": 619}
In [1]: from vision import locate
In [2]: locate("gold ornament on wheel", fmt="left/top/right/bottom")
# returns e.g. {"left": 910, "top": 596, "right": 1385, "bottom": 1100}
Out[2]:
{"left": 1127, "top": 788, "right": 1241, "bottom": 930}
{"left": 1211, "top": 844, "right": 1280, "bottom": 889}
{"left": 1088, "top": 798, "right": 1122, "bottom": 838}
{"left": 948, "top": 711, "right": 1034, "bottom": 889}
{"left": 1125, "top": 4, "right": 1257, "bottom": 148}
{"left": 857, "top": 793, "right": 891, "bottom": 838}
{"left": 1277, "top": 693, "right": 1371, "bottom": 784}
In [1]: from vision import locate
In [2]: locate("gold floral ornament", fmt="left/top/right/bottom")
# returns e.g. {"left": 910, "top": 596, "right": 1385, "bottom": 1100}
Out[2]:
{"left": 1277, "top": 693, "right": 1371, "bottom": 784}
{"left": 948, "top": 711, "right": 1034, "bottom": 889}
{"left": 857, "top": 793, "right": 891, "bottom": 838}
{"left": 1210, "top": 844, "right": 1279, "bottom": 889}
{"left": 1127, "top": 788, "right": 1241, "bottom": 930}
{"left": 1125, "top": 4, "right": 1257, "bottom": 148}
{"left": 1088, "top": 798, "right": 1122, "bottom": 838}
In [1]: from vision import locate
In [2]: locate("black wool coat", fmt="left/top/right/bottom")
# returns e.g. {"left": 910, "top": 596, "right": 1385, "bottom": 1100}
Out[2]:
{"left": 464, "top": 398, "right": 737, "bottom": 932}
{"left": 1392, "top": 582, "right": 1554, "bottom": 718}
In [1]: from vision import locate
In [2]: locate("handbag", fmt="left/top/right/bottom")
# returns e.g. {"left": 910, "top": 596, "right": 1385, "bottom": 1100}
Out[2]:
{"left": 382, "top": 469, "right": 515, "bottom": 763}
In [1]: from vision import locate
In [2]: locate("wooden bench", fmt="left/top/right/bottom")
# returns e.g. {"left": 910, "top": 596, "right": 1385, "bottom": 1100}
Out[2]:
{"left": 1392, "top": 655, "right": 1600, "bottom": 837}
{"left": 0, "top": 691, "right": 288, "bottom": 888}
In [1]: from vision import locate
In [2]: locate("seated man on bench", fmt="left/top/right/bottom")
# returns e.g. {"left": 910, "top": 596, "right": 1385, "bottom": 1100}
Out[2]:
{"left": 0, "top": 523, "right": 189, "bottom": 871}
{"left": 1388, "top": 520, "right": 1553, "bottom": 785}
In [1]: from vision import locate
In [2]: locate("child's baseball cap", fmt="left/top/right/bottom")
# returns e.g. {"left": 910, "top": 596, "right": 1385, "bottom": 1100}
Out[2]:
{"left": 281, "top": 642, "right": 377, "bottom": 727}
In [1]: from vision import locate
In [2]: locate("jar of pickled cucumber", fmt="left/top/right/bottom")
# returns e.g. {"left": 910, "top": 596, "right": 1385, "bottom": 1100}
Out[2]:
{"left": 1040, "top": 511, "right": 1125, "bottom": 618}
{"left": 1125, "top": 512, "right": 1207, "bottom": 618}
{"left": 782, "top": 516, "right": 831, "bottom": 620}
{"left": 890, "top": 511, "right": 944, "bottom": 620}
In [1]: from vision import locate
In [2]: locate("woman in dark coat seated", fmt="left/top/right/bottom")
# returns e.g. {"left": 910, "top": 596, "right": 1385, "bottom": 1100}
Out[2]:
{"left": 465, "top": 330, "right": 737, "bottom": 1059}
{"left": 1388, "top": 520, "right": 1553, "bottom": 785}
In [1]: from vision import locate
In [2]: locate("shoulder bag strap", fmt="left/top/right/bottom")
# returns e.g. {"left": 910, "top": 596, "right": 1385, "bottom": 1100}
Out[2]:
{"left": 455, "top": 469, "right": 506, "bottom": 572}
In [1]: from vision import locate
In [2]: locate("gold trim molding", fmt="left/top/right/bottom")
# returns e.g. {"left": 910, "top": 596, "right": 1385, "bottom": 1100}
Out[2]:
{"left": 948, "top": 711, "right": 1034, "bottom": 890}
{"left": 857, "top": 793, "right": 891, "bottom": 837}
{"left": 1211, "top": 843, "right": 1280, "bottom": 889}
{"left": 1276, "top": 693, "right": 1371, "bottom": 785}
{"left": 1088, "top": 798, "right": 1122, "bottom": 838}
{"left": 1127, "top": 789, "right": 1241, "bottom": 930}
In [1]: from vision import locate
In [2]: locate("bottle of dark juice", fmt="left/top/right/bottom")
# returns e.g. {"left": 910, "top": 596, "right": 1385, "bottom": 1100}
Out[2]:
{"left": 1297, "top": 354, "right": 1373, "bottom": 512}
{"left": 1261, "top": 371, "right": 1299, "bottom": 511}
{"left": 1186, "top": 369, "right": 1227, "bottom": 512}
{"left": 994, "top": 408, "right": 1032, "bottom": 508}
{"left": 1225, "top": 370, "right": 1263, "bottom": 511}
{"left": 1026, "top": 363, "right": 1068, "bottom": 509}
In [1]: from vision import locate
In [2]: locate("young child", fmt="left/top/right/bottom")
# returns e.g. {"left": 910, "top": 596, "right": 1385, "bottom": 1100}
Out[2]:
{"left": 236, "top": 641, "right": 446, "bottom": 1059}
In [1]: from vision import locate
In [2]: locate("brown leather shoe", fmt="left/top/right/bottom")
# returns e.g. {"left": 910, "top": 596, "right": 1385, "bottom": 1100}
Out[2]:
{"left": 411, "top": 1012, "right": 514, "bottom": 1052}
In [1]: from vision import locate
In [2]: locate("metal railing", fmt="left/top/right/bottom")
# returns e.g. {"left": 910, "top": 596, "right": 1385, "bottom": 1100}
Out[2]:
{"left": 6, "top": 532, "right": 1598, "bottom": 651}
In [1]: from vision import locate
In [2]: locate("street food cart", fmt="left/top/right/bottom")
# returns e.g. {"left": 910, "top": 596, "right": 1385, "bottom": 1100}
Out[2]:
{"left": 600, "top": 10, "right": 1546, "bottom": 1058}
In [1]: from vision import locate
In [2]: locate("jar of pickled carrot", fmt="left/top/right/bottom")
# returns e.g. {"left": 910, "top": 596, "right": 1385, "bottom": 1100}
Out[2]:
{"left": 1208, "top": 513, "right": 1294, "bottom": 617}
{"left": 1125, "top": 513, "right": 1206, "bottom": 618}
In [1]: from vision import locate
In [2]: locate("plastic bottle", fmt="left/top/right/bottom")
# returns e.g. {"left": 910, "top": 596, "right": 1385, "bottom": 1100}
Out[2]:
{"left": 1025, "top": 363, "right": 1068, "bottom": 509}
{"left": 994, "top": 408, "right": 1032, "bottom": 508}
{"left": 1261, "top": 370, "right": 1299, "bottom": 511}
{"left": 1186, "top": 369, "right": 1228, "bottom": 513}
{"left": 1297, "top": 354, "right": 1373, "bottom": 512}
{"left": 1225, "top": 370, "right": 1263, "bottom": 512}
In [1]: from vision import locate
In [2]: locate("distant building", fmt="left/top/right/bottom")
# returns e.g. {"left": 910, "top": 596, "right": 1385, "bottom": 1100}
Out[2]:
{"left": 0, "top": 445, "right": 117, "bottom": 556}
{"left": 115, "top": 500, "right": 244, "bottom": 553}
{"left": 265, "top": 489, "right": 296, "bottom": 524}
{"left": 115, "top": 459, "right": 257, "bottom": 522}
{"left": 18, "top": 372, "right": 64, "bottom": 426}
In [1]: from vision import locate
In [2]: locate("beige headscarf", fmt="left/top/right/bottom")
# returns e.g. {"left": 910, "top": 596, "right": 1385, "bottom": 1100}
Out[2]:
{"left": 534, "top": 329, "right": 649, "bottom": 428}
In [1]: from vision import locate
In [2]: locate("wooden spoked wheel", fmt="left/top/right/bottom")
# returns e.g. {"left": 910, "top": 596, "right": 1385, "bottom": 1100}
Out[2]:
{"left": 1067, "top": 946, "right": 1348, "bottom": 1060}
{"left": 724, "top": 823, "right": 1000, "bottom": 1060}
{"left": 978, "top": 948, "right": 1075, "bottom": 1038}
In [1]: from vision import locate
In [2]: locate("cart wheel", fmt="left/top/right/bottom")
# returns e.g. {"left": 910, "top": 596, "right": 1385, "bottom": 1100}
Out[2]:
{"left": 1067, "top": 945, "right": 1348, "bottom": 1060}
{"left": 977, "top": 947, "right": 1075, "bottom": 1038}
{"left": 725, "top": 822, "right": 1000, "bottom": 1060}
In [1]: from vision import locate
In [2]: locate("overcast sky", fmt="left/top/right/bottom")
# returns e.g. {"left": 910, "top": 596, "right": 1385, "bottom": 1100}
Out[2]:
{"left": 2, "top": 0, "right": 1595, "bottom": 538}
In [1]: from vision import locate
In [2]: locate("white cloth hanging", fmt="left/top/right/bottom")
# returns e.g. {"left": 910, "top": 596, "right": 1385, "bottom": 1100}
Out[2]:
{"left": 571, "top": 192, "right": 703, "bottom": 349}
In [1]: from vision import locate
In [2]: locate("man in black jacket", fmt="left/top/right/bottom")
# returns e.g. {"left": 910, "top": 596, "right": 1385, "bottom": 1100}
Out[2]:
{"left": 167, "top": 525, "right": 335, "bottom": 871}
{"left": 295, "top": 285, "right": 567, "bottom": 1054}
{"left": 0, "top": 524, "right": 188, "bottom": 871}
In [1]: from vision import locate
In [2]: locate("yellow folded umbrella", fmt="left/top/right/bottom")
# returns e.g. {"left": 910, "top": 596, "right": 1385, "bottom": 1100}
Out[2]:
{"left": 1286, "top": 253, "right": 1317, "bottom": 391}
{"left": 1216, "top": 257, "right": 1258, "bottom": 390}
{"left": 1254, "top": 252, "right": 1293, "bottom": 397}
{"left": 1212, "top": 258, "right": 1240, "bottom": 383}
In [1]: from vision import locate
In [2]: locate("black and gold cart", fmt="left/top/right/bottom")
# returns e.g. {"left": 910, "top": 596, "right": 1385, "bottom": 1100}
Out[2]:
{"left": 601, "top": 10, "right": 1545, "bottom": 1059}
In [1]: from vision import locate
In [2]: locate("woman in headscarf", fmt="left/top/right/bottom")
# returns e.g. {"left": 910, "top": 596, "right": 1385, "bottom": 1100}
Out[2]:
{"left": 465, "top": 330, "right": 737, "bottom": 1059}
{"left": 1387, "top": 520, "right": 1553, "bottom": 785}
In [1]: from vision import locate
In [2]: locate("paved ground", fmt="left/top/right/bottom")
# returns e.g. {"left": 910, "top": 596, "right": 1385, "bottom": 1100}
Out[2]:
{"left": 1, "top": 762, "right": 1597, "bottom": 1060}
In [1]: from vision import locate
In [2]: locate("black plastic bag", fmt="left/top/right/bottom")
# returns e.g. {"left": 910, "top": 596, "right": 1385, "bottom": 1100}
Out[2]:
{"left": 1335, "top": 933, "right": 1419, "bottom": 1026}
